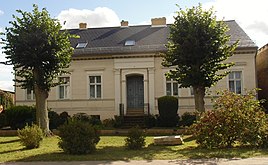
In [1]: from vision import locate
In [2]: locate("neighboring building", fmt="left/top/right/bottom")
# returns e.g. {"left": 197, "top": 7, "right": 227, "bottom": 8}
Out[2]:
{"left": 0, "top": 89, "right": 15, "bottom": 111}
{"left": 256, "top": 44, "right": 268, "bottom": 110}
{"left": 15, "top": 18, "right": 257, "bottom": 120}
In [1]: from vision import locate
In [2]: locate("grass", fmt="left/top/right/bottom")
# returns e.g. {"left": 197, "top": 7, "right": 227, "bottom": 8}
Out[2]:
{"left": 1, "top": 135, "right": 268, "bottom": 162}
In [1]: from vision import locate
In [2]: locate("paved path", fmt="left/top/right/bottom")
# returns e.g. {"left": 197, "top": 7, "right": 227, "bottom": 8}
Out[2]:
{"left": 1, "top": 158, "right": 268, "bottom": 165}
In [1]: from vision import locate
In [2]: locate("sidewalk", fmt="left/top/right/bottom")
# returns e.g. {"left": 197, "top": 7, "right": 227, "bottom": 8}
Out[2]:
{"left": 1, "top": 158, "right": 268, "bottom": 165}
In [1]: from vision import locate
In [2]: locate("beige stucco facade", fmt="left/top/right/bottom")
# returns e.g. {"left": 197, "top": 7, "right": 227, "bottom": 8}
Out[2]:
{"left": 15, "top": 47, "right": 257, "bottom": 120}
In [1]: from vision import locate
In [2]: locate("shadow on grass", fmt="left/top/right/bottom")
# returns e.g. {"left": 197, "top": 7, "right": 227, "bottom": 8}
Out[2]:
{"left": 7, "top": 139, "right": 268, "bottom": 163}
{"left": 0, "top": 148, "right": 25, "bottom": 155}
{"left": 0, "top": 139, "right": 20, "bottom": 144}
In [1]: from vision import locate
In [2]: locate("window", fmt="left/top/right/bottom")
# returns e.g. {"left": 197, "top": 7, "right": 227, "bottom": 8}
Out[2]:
{"left": 124, "top": 40, "right": 135, "bottom": 46}
{"left": 89, "top": 76, "right": 102, "bottom": 98}
{"left": 26, "top": 88, "right": 35, "bottom": 100}
{"left": 59, "top": 77, "right": 70, "bottom": 99}
{"left": 228, "top": 71, "right": 242, "bottom": 94}
{"left": 166, "top": 78, "right": 178, "bottom": 96}
{"left": 76, "top": 42, "right": 88, "bottom": 48}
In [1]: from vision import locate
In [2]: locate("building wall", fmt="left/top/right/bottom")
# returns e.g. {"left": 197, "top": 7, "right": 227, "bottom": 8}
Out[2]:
{"left": 256, "top": 45, "right": 268, "bottom": 110}
{"left": 15, "top": 49, "right": 257, "bottom": 119}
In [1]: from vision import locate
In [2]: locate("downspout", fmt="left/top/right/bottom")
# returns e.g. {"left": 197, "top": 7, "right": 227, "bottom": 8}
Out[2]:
{"left": 254, "top": 46, "right": 259, "bottom": 99}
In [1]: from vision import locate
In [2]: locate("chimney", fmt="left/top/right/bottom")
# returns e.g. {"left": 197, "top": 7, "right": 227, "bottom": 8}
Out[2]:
{"left": 121, "top": 20, "right": 129, "bottom": 27}
{"left": 151, "top": 17, "right": 166, "bottom": 27}
{"left": 79, "top": 23, "right": 87, "bottom": 29}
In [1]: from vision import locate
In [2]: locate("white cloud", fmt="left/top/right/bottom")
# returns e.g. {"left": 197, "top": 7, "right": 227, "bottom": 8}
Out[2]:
{"left": 0, "top": 50, "right": 14, "bottom": 91}
{"left": 203, "top": 0, "right": 268, "bottom": 47}
{"left": 0, "top": 10, "right": 3, "bottom": 16}
{"left": 57, "top": 7, "right": 120, "bottom": 29}
{"left": 0, "top": 81, "right": 14, "bottom": 92}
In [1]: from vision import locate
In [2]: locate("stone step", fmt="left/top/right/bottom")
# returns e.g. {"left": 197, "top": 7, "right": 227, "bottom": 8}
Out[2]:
{"left": 122, "top": 115, "right": 146, "bottom": 128}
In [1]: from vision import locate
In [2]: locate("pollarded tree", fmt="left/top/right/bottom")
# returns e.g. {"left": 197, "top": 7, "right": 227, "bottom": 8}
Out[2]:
{"left": 3, "top": 5, "right": 74, "bottom": 135}
{"left": 162, "top": 4, "right": 237, "bottom": 115}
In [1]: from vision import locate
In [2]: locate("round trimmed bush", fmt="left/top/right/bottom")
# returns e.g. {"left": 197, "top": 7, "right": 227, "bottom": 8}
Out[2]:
{"left": 58, "top": 119, "right": 100, "bottom": 154}
{"left": 125, "top": 126, "right": 146, "bottom": 150}
{"left": 18, "top": 124, "right": 43, "bottom": 149}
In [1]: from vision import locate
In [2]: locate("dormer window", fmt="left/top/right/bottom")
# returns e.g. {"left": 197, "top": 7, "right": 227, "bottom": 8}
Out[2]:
{"left": 124, "top": 40, "right": 135, "bottom": 46}
{"left": 76, "top": 42, "right": 88, "bottom": 48}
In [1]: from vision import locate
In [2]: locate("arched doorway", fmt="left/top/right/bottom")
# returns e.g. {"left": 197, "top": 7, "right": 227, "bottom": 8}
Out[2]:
{"left": 126, "top": 75, "right": 144, "bottom": 115}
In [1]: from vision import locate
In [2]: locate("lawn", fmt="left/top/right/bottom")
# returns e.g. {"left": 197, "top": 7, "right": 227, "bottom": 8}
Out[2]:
{"left": 1, "top": 136, "right": 268, "bottom": 162}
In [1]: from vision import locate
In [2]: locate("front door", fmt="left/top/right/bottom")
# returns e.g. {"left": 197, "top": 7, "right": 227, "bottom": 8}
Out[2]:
{"left": 127, "top": 75, "right": 144, "bottom": 111}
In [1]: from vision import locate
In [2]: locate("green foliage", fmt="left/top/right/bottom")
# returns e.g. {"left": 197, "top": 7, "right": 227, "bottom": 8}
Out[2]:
{"left": 114, "top": 115, "right": 124, "bottom": 128}
{"left": 5, "top": 105, "right": 36, "bottom": 129}
{"left": 0, "top": 91, "right": 14, "bottom": 109}
{"left": 48, "top": 111, "right": 70, "bottom": 129}
{"left": 58, "top": 119, "right": 100, "bottom": 154}
{"left": 48, "top": 110, "right": 60, "bottom": 129}
{"left": 3, "top": 4, "right": 74, "bottom": 91}
{"left": 162, "top": 4, "right": 238, "bottom": 113}
{"left": 72, "top": 113, "right": 102, "bottom": 126}
{"left": 102, "top": 118, "right": 116, "bottom": 128}
{"left": 2, "top": 4, "right": 75, "bottom": 133}
{"left": 144, "top": 114, "right": 157, "bottom": 128}
{"left": 191, "top": 90, "right": 268, "bottom": 149}
{"left": 157, "top": 96, "right": 179, "bottom": 127}
{"left": 179, "top": 112, "right": 197, "bottom": 127}
{"left": 125, "top": 126, "right": 146, "bottom": 150}
{"left": 17, "top": 124, "right": 43, "bottom": 149}
{"left": 0, "top": 113, "right": 7, "bottom": 128}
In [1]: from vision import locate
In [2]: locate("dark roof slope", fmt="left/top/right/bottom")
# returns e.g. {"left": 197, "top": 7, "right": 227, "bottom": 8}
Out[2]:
{"left": 225, "top": 20, "right": 256, "bottom": 48}
{"left": 69, "top": 20, "right": 256, "bottom": 56}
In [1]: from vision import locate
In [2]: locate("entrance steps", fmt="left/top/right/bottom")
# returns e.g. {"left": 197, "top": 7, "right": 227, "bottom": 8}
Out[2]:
{"left": 122, "top": 115, "right": 146, "bottom": 128}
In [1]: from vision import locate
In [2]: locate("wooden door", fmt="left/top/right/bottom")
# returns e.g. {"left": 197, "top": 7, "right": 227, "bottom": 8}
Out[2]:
{"left": 127, "top": 75, "right": 144, "bottom": 110}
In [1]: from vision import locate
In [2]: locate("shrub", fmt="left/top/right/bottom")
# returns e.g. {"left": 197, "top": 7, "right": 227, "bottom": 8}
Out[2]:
{"left": 17, "top": 124, "right": 43, "bottom": 149}
{"left": 48, "top": 111, "right": 70, "bottom": 129}
{"left": 102, "top": 118, "right": 116, "bottom": 128}
{"left": 179, "top": 112, "right": 196, "bottom": 127}
{"left": 0, "top": 112, "right": 7, "bottom": 129}
{"left": 72, "top": 113, "right": 102, "bottom": 126}
{"left": 48, "top": 110, "right": 60, "bottom": 129}
{"left": 58, "top": 119, "right": 100, "bottom": 154}
{"left": 59, "top": 111, "right": 70, "bottom": 125}
{"left": 125, "top": 126, "right": 146, "bottom": 150}
{"left": 191, "top": 90, "right": 268, "bottom": 149}
{"left": 5, "top": 105, "right": 36, "bottom": 129}
{"left": 157, "top": 96, "right": 179, "bottom": 127}
{"left": 144, "top": 114, "right": 157, "bottom": 128}
{"left": 114, "top": 115, "right": 123, "bottom": 128}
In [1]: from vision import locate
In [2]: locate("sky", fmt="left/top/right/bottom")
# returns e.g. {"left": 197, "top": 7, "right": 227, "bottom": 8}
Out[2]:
{"left": 0, "top": 0, "right": 268, "bottom": 92}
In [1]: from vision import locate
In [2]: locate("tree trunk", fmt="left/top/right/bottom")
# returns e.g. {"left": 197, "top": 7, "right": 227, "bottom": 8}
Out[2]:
{"left": 193, "top": 86, "right": 206, "bottom": 119}
{"left": 33, "top": 68, "right": 52, "bottom": 136}
{"left": 34, "top": 84, "right": 51, "bottom": 136}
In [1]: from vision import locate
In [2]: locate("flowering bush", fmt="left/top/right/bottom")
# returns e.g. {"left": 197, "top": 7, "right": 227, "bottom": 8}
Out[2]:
{"left": 191, "top": 90, "right": 268, "bottom": 149}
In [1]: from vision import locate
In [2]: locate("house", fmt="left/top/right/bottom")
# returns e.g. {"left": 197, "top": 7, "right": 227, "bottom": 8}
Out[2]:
{"left": 15, "top": 18, "right": 257, "bottom": 120}
{"left": 0, "top": 89, "right": 15, "bottom": 111}
{"left": 256, "top": 44, "right": 268, "bottom": 110}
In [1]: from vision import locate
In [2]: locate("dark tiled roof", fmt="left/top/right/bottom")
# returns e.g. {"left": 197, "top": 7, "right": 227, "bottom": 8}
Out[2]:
{"left": 225, "top": 20, "right": 257, "bottom": 48}
{"left": 69, "top": 20, "right": 256, "bottom": 56}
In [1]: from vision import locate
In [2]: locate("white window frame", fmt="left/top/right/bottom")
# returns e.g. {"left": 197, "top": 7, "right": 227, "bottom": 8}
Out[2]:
{"left": 58, "top": 76, "right": 71, "bottom": 100}
{"left": 228, "top": 71, "right": 243, "bottom": 94}
{"left": 88, "top": 75, "right": 103, "bottom": 99}
{"left": 165, "top": 77, "right": 179, "bottom": 96}
{"left": 25, "top": 88, "right": 35, "bottom": 100}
